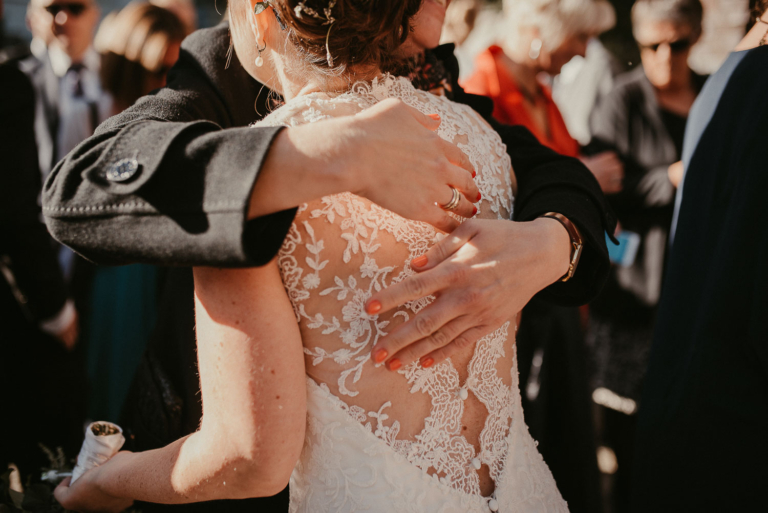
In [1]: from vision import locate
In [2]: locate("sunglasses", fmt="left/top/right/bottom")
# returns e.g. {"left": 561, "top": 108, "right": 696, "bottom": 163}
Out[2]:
{"left": 44, "top": 2, "right": 89, "bottom": 17}
{"left": 639, "top": 38, "right": 692, "bottom": 53}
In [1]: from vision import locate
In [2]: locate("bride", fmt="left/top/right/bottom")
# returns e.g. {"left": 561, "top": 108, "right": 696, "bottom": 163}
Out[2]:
{"left": 55, "top": 0, "right": 568, "bottom": 512}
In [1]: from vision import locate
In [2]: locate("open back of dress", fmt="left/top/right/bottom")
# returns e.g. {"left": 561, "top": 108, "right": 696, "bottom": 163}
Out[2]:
{"left": 253, "top": 76, "right": 568, "bottom": 513}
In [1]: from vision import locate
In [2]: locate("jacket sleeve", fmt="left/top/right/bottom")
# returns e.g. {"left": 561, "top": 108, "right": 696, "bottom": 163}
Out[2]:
{"left": 491, "top": 119, "right": 616, "bottom": 306}
{"left": 42, "top": 24, "right": 295, "bottom": 267}
{"left": 0, "top": 64, "right": 68, "bottom": 322}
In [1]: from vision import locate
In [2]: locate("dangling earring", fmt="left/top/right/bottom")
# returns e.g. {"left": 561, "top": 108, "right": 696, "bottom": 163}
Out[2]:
{"left": 253, "top": 1, "right": 269, "bottom": 67}
{"left": 255, "top": 40, "right": 266, "bottom": 67}
{"left": 529, "top": 38, "right": 542, "bottom": 60}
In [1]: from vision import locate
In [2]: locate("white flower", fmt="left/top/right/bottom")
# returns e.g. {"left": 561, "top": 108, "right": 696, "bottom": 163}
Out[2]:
{"left": 341, "top": 329, "right": 359, "bottom": 345}
{"left": 302, "top": 273, "right": 320, "bottom": 289}
{"left": 360, "top": 257, "right": 378, "bottom": 278}
{"left": 333, "top": 348, "right": 352, "bottom": 365}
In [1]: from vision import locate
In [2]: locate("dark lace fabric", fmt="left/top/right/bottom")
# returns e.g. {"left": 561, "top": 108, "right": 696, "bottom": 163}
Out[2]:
{"left": 393, "top": 49, "right": 454, "bottom": 100}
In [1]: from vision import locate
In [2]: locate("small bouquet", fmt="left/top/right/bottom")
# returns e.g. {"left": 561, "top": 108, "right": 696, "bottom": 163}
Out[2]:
{"left": 70, "top": 422, "right": 125, "bottom": 484}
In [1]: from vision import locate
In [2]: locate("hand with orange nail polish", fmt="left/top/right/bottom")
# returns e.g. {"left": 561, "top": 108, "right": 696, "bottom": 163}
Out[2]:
{"left": 366, "top": 218, "right": 574, "bottom": 369}
{"left": 340, "top": 100, "right": 478, "bottom": 234}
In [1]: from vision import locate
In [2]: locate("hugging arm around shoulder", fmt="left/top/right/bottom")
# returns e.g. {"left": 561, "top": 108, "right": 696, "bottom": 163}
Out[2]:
{"left": 42, "top": 24, "right": 296, "bottom": 267}
{"left": 492, "top": 120, "right": 616, "bottom": 306}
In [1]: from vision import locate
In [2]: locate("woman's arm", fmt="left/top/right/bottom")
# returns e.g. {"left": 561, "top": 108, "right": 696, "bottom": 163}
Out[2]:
{"left": 55, "top": 261, "right": 306, "bottom": 510}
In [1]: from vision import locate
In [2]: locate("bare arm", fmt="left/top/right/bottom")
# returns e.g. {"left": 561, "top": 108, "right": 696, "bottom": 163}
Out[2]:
{"left": 55, "top": 262, "right": 305, "bottom": 510}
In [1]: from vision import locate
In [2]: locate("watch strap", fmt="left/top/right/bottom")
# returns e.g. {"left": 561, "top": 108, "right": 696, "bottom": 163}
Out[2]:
{"left": 539, "top": 212, "right": 583, "bottom": 282}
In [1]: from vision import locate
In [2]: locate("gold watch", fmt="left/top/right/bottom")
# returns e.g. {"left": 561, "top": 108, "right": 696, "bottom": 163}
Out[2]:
{"left": 539, "top": 212, "right": 583, "bottom": 282}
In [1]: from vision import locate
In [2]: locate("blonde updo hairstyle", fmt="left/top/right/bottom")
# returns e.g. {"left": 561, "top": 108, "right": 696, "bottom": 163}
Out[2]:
{"left": 502, "top": 0, "right": 616, "bottom": 52}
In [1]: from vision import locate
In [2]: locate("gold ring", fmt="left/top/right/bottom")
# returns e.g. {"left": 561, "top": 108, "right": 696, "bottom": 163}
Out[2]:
{"left": 440, "top": 186, "right": 461, "bottom": 211}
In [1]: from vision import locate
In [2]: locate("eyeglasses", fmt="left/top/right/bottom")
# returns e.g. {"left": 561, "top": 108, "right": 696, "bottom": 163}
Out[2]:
{"left": 639, "top": 38, "right": 692, "bottom": 53}
{"left": 44, "top": 2, "right": 89, "bottom": 17}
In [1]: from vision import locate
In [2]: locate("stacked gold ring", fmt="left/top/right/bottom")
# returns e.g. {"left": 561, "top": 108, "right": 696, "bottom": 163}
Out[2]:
{"left": 441, "top": 186, "right": 461, "bottom": 211}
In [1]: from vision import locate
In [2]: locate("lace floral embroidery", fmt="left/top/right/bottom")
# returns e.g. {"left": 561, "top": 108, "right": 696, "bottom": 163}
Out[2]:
{"left": 255, "top": 75, "right": 517, "bottom": 497}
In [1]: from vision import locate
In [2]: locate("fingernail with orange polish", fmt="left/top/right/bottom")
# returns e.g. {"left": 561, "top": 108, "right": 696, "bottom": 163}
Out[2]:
{"left": 373, "top": 349, "right": 388, "bottom": 363}
{"left": 428, "top": 113, "right": 441, "bottom": 120}
{"left": 412, "top": 255, "right": 428, "bottom": 268}
{"left": 421, "top": 357, "right": 434, "bottom": 368}
{"left": 476, "top": 192, "right": 482, "bottom": 202}
{"left": 472, "top": 206, "right": 477, "bottom": 217}
{"left": 472, "top": 169, "right": 477, "bottom": 178}
{"left": 366, "top": 300, "right": 382, "bottom": 314}
{"left": 389, "top": 359, "right": 402, "bottom": 371}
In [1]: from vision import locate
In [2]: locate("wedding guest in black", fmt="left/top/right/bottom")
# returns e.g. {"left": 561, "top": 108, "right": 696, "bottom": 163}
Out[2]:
{"left": 19, "top": 0, "right": 110, "bottom": 381}
{"left": 584, "top": 0, "right": 705, "bottom": 508}
{"left": 632, "top": 1, "right": 768, "bottom": 510}
{"left": 20, "top": 0, "right": 111, "bottom": 201}
{"left": 0, "top": 60, "right": 86, "bottom": 480}
{"left": 45, "top": 0, "right": 615, "bottom": 510}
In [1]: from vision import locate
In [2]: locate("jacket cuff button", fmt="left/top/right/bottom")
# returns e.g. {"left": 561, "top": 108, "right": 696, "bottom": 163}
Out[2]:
{"left": 106, "top": 158, "right": 140, "bottom": 182}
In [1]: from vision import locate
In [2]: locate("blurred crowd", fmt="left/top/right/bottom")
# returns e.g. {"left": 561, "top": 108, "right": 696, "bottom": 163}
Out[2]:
{"left": 446, "top": 1, "right": 714, "bottom": 511}
{"left": 1, "top": 0, "right": 192, "bottom": 479}
{"left": 0, "top": 0, "right": 759, "bottom": 512}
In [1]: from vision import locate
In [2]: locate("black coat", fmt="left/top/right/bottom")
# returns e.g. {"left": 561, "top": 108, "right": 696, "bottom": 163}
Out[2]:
{"left": 42, "top": 23, "right": 615, "bottom": 511}
{"left": 632, "top": 46, "right": 768, "bottom": 511}
{"left": 0, "top": 62, "right": 86, "bottom": 475}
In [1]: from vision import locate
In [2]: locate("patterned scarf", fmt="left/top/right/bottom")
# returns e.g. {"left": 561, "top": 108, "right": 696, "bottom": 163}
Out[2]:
{"left": 393, "top": 50, "right": 454, "bottom": 100}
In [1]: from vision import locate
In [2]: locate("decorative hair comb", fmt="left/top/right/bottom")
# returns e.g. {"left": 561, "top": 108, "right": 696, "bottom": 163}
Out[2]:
{"left": 294, "top": 1, "right": 337, "bottom": 66}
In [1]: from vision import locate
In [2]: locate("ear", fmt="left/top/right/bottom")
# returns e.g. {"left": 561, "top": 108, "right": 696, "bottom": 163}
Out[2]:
{"left": 247, "top": 0, "right": 270, "bottom": 45}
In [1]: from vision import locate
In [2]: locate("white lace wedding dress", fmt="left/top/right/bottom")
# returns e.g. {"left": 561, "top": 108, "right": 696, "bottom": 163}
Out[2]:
{"left": 253, "top": 76, "right": 568, "bottom": 513}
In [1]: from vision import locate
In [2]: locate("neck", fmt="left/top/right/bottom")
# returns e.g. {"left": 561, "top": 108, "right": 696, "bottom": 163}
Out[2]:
{"left": 499, "top": 43, "right": 540, "bottom": 98}
{"left": 270, "top": 52, "right": 383, "bottom": 101}
{"left": 399, "top": 37, "right": 430, "bottom": 61}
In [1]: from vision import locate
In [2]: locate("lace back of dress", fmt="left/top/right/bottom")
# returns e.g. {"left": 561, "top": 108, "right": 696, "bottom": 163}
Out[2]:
{"left": 256, "top": 75, "right": 518, "bottom": 498}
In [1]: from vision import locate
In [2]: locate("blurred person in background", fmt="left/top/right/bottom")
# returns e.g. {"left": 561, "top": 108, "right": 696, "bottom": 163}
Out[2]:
{"left": 1, "top": 0, "right": 85, "bottom": 478}
{"left": 462, "top": 2, "right": 622, "bottom": 512}
{"left": 78, "top": 1, "right": 186, "bottom": 422}
{"left": 19, "top": 0, "right": 112, "bottom": 328}
{"left": 20, "top": 0, "right": 111, "bottom": 188}
{"left": 440, "top": 0, "right": 481, "bottom": 49}
{"left": 463, "top": 0, "right": 623, "bottom": 195}
{"left": 96, "top": 1, "right": 186, "bottom": 112}
{"left": 584, "top": 0, "right": 706, "bottom": 510}
{"left": 1, "top": 0, "right": 32, "bottom": 62}
{"left": 631, "top": 0, "right": 768, "bottom": 510}
{"left": 552, "top": 38, "right": 622, "bottom": 146}
{"left": 149, "top": 0, "right": 196, "bottom": 35}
